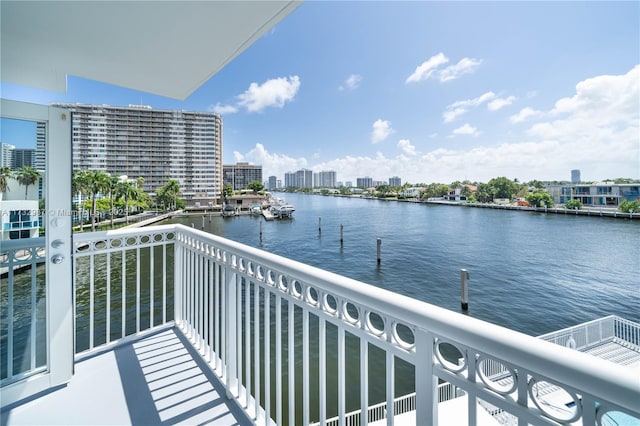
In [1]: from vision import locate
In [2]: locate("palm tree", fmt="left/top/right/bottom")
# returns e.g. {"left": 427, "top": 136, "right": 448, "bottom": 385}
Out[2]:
{"left": 72, "top": 169, "right": 91, "bottom": 231}
{"left": 117, "top": 180, "right": 138, "bottom": 224}
{"left": 0, "top": 166, "right": 12, "bottom": 198}
{"left": 107, "top": 175, "right": 120, "bottom": 228}
{"left": 15, "top": 166, "right": 41, "bottom": 199}
{"left": 87, "top": 170, "right": 109, "bottom": 232}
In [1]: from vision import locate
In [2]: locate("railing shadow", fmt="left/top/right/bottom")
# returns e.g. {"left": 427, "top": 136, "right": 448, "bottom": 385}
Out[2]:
{"left": 114, "top": 327, "right": 251, "bottom": 425}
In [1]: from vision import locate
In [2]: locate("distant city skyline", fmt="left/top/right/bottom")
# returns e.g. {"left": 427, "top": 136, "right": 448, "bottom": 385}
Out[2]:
{"left": 1, "top": 2, "right": 638, "bottom": 184}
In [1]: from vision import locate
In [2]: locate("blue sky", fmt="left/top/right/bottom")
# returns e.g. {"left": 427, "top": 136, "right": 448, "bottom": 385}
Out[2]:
{"left": 2, "top": 1, "right": 638, "bottom": 184}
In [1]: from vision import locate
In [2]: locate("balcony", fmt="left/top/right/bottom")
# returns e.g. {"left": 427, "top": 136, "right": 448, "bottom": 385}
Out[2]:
{"left": 1, "top": 224, "right": 639, "bottom": 425}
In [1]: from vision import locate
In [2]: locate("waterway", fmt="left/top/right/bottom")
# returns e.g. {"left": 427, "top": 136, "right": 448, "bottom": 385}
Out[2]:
{"left": 168, "top": 192, "right": 640, "bottom": 336}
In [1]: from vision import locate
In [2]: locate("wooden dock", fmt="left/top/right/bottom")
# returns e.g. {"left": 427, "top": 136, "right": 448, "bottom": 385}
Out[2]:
{"left": 262, "top": 208, "right": 275, "bottom": 221}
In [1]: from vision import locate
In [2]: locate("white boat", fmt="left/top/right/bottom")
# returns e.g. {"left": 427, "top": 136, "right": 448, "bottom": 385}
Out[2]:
{"left": 271, "top": 204, "right": 295, "bottom": 219}
{"left": 222, "top": 204, "right": 235, "bottom": 217}
{"left": 250, "top": 204, "right": 262, "bottom": 215}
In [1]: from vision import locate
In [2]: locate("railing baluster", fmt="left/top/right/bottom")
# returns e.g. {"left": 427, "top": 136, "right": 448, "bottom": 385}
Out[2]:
{"left": 320, "top": 317, "right": 326, "bottom": 426}
{"left": 254, "top": 284, "right": 261, "bottom": 421}
{"left": 30, "top": 252, "right": 37, "bottom": 369}
{"left": 208, "top": 256, "right": 214, "bottom": 363}
{"left": 338, "top": 325, "right": 345, "bottom": 426}
{"left": 7, "top": 251, "right": 15, "bottom": 379}
{"left": 361, "top": 339, "right": 369, "bottom": 426}
{"left": 163, "top": 242, "right": 167, "bottom": 324}
{"left": 149, "top": 243, "right": 154, "bottom": 329}
{"left": 121, "top": 249, "right": 126, "bottom": 337}
{"left": 303, "top": 309, "right": 310, "bottom": 426}
{"left": 276, "top": 293, "right": 282, "bottom": 426}
{"left": 288, "top": 300, "right": 295, "bottom": 426}
{"left": 215, "top": 259, "right": 221, "bottom": 372}
{"left": 264, "top": 289, "right": 271, "bottom": 426}
{"left": 204, "top": 255, "right": 209, "bottom": 357}
{"left": 89, "top": 253, "right": 94, "bottom": 349}
{"left": 221, "top": 263, "right": 227, "bottom": 381}
{"left": 237, "top": 268, "right": 242, "bottom": 398}
{"left": 106, "top": 252, "right": 111, "bottom": 344}
{"left": 245, "top": 279, "right": 252, "bottom": 409}
{"left": 386, "top": 351, "right": 394, "bottom": 426}
{"left": 135, "top": 246, "right": 140, "bottom": 334}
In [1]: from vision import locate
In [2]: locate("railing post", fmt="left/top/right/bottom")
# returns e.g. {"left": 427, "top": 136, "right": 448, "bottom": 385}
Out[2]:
{"left": 225, "top": 265, "right": 237, "bottom": 399}
{"left": 415, "top": 330, "right": 437, "bottom": 426}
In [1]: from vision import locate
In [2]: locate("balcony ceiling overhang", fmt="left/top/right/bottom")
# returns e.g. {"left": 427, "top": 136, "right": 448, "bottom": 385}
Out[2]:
{"left": 1, "top": 1, "right": 301, "bottom": 100}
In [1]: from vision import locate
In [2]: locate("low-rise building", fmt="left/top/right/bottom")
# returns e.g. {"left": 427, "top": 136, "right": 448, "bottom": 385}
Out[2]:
{"left": 547, "top": 183, "right": 640, "bottom": 207}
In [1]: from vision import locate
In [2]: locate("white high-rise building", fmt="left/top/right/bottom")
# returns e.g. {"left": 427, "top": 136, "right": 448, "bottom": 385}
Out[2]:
{"left": 53, "top": 103, "right": 223, "bottom": 205}
{"left": 313, "top": 170, "right": 337, "bottom": 188}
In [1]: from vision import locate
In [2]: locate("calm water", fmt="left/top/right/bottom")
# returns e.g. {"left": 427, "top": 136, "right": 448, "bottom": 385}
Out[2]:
{"left": 169, "top": 193, "right": 640, "bottom": 336}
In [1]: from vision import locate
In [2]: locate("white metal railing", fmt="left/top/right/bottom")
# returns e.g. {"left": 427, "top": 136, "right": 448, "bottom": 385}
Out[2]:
{"left": 0, "top": 237, "right": 47, "bottom": 386}
{"left": 538, "top": 315, "right": 640, "bottom": 351}
{"left": 72, "top": 226, "right": 175, "bottom": 355}
{"left": 12, "top": 224, "right": 634, "bottom": 424}
{"left": 171, "top": 224, "right": 640, "bottom": 426}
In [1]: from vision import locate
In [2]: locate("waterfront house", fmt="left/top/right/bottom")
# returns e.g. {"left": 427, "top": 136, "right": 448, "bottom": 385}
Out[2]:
{"left": 547, "top": 183, "right": 640, "bottom": 208}
{"left": 1, "top": 2, "right": 638, "bottom": 425}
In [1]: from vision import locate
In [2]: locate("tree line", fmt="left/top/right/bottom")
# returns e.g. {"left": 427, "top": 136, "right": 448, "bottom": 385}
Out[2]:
{"left": 72, "top": 170, "right": 182, "bottom": 232}
{"left": 0, "top": 166, "right": 42, "bottom": 199}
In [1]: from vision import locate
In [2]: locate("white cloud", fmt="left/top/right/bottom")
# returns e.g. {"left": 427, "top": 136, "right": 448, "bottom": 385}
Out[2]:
{"left": 371, "top": 119, "right": 394, "bottom": 144}
{"left": 397, "top": 139, "right": 418, "bottom": 156}
{"left": 452, "top": 123, "right": 480, "bottom": 137}
{"left": 406, "top": 52, "right": 449, "bottom": 83}
{"left": 236, "top": 76, "right": 301, "bottom": 112}
{"left": 510, "top": 107, "right": 542, "bottom": 123}
{"left": 443, "top": 91, "right": 495, "bottom": 123}
{"left": 236, "top": 67, "right": 639, "bottom": 186}
{"left": 209, "top": 103, "right": 238, "bottom": 115}
{"left": 487, "top": 95, "right": 516, "bottom": 111}
{"left": 234, "top": 143, "right": 307, "bottom": 181}
{"left": 339, "top": 74, "right": 362, "bottom": 91}
{"left": 437, "top": 57, "right": 483, "bottom": 82}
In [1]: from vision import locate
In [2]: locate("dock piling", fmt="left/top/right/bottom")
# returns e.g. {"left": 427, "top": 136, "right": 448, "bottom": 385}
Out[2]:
{"left": 318, "top": 217, "right": 322, "bottom": 234}
{"left": 377, "top": 238, "right": 381, "bottom": 265}
{"left": 461, "top": 269, "right": 469, "bottom": 311}
{"left": 340, "top": 224, "right": 344, "bottom": 245}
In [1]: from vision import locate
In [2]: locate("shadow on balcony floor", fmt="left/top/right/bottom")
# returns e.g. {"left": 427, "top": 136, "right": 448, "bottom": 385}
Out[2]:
{"left": 2, "top": 327, "right": 251, "bottom": 425}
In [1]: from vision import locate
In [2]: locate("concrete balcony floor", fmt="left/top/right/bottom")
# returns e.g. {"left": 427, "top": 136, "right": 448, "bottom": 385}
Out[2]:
{"left": 2, "top": 327, "right": 251, "bottom": 425}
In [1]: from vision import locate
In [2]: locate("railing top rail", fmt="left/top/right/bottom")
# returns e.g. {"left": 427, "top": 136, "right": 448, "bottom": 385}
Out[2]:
{"left": 0, "top": 236, "right": 46, "bottom": 252}
{"left": 71, "top": 225, "right": 175, "bottom": 243}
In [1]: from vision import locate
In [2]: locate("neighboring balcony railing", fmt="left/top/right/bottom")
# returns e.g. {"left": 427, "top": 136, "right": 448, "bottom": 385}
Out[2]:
{"left": 3, "top": 224, "right": 639, "bottom": 425}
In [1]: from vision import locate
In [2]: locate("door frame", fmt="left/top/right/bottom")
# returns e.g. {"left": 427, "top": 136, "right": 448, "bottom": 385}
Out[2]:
{"left": 1, "top": 99, "right": 73, "bottom": 405}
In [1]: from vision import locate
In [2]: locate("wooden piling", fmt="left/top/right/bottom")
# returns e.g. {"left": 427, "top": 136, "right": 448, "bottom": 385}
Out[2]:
{"left": 377, "top": 238, "right": 381, "bottom": 265}
{"left": 340, "top": 224, "right": 344, "bottom": 245}
{"left": 460, "top": 269, "right": 469, "bottom": 311}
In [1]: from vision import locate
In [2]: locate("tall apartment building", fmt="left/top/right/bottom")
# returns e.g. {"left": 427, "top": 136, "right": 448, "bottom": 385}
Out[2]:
{"left": 389, "top": 176, "right": 401, "bottom": 187}
{"left": 53, "top": 103, "right": 223, "bottom": 205}
{"left": 0, "top": 144, "right": 35, "bottom": 169}
{"left": 356, "top": 177, "right": 373, "bottom": 188}
{"left": 284, "top": 169, "right": 312, "bottom": 189}
{"left": 1, "top": 143, "right": 16, "bottom": 168}
{"left": 313, "top": 170, "right": 337, "bottom": 188}
{"left": 223, "top": 162, "right": 262, "bottom": 191}
{"left": 12, "top": 149, "right": 36, "bottom": 168}
{"left": 267, "top": 176, "right": 277, "bottom": 190}
{"left": 571, "top": 169, "right": 581, "bottom": 184}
